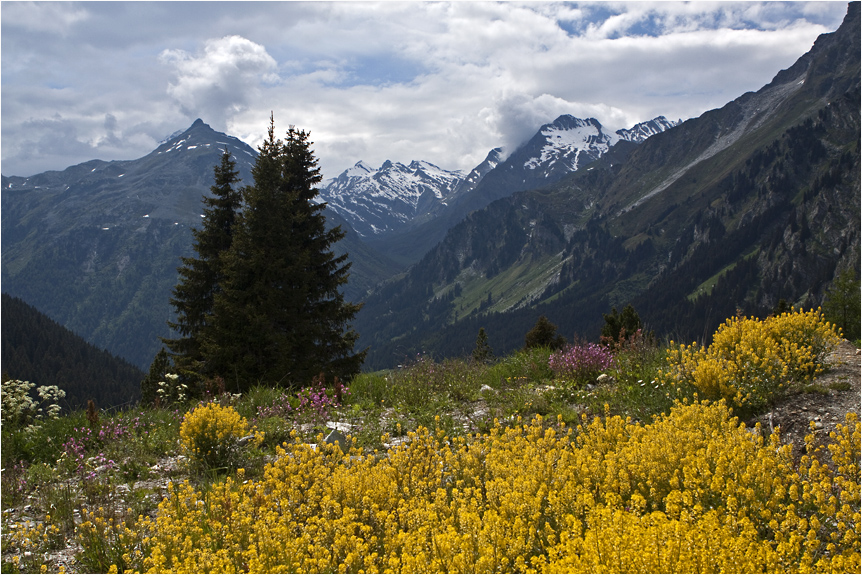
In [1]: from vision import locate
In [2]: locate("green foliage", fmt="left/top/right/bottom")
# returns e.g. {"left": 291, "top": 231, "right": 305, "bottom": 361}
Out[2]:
{"left": 524, "top": 315, "right": 566, "bottom": 350}
{"left": 472, "top": 327, "right": 493, "bottom": 363}
{"left": 822, "top": 267, "right": 861, "bottom": 341}
{"left": 484, "top": 346, "right": 555, "bottom": 387}
{"left": 163, "top": 148, "right": 243, "bottom": 382}
{"left": 200, "top": 118, "right": 365, "bottom": 391}
{"left": 600, "top": 304, "right": 643, "bottom": 347}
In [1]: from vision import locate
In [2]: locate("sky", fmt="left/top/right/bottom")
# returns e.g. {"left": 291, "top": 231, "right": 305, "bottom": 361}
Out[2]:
{"left": 1, "top": 1, "right": 849, "bottom": 180}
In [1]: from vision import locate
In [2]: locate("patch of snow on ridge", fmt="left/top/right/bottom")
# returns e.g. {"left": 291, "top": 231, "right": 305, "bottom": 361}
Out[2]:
{"left": 317, "top": 158, "right": 468, "bottom": 237}
{"left": 525, "top": 121, "right": 617, "bottom": 171}
{"left": 616, "top": 116, "right": 680, "bottom": 143}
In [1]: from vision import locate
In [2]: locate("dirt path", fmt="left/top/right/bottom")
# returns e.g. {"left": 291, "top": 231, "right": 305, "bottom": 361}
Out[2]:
{"left": 749, "top": 339, "right": 861, "bottom": 454}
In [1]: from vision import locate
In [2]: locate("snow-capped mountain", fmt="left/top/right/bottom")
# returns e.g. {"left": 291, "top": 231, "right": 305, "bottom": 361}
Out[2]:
{"left": 320, "top": 116, "right": 676, "bottom": 240}
{"left": 616, "top": 116, "right": 680, "bottom": 143}
{"left": 318, "top": 159, "right": 470, "bottom": 238}
{"left": 522, "top": 116, "right": 616, "bottom": 172}
{"left": 456, "top": 147, "right": 505, "bottom": 194}
{"left": 520, "top": 115, "right": 680, "bottom": 175}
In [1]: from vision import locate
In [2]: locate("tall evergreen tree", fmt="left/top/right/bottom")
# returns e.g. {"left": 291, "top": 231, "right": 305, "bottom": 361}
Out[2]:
{"left": 162, "top": 149, "right": 242, "bottom": 378}
{"left": 822, "top": 268, "right": 861, "bottom": 341}
{"left": 472, "top": 327, "right": 493, "bottom": 363}
{"left": 203, "top": 118, "right": 365, "bottom": 391}
{"left": 141, "top": 347, "right": 171, "bottom": 407}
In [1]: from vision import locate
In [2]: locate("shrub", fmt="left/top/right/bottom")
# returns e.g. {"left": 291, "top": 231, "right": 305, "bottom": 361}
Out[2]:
{"left": 659, "top": 309, "right": 841, "bottom": 411}
{"left": 0, "top": 379, "right": 65, "bottom": 431}
{"left": 822, "top": 268, "right": 860, "bottom": 341}
{"left": 600, "top": 304, "right": 643, "bottom": 348}
{"left": 525, "top": 315, "right": 567, "bottom": 350}
{"left": 179, "top": 403, "right": 262, "bottom": 471}
{"left": 549, "top": 343, "right": 615, "bottom": 384}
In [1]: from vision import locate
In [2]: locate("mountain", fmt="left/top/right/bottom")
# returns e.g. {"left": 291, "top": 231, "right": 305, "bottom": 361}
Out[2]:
{"left": 356, "top": 2, "right": 860, "bottom": 370}
{"left": 318, "top": 116, "right": 678, "bottom": 243}
{"left": 1, "top": 293, "right": 144, "bottom": 411}
{"left": 2, "top": 120, "right": 399, "bottom": 370}
{"left": 359, "top": 115, "right": 677, "bottom": 265}
{"left": 317, "top": 159, "right": 472, "bottom": 238}
{"left": 515, "top": 115, "right": 679, "bottom": 180}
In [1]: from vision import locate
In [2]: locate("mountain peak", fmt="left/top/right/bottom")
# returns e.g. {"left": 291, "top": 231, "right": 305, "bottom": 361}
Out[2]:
{"left": 551, "top": 115, "right": 599, "bottom": 129}
{"left": 616, "top": 117, "right": 681, "bottom": 143}
{"left": 152, "top": 119, "right": 256, "bottom": 161}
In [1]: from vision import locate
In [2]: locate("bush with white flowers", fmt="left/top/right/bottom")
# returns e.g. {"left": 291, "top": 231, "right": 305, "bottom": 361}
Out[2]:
{"left": 1, "top": 378, "right": 65, "bottom": 431}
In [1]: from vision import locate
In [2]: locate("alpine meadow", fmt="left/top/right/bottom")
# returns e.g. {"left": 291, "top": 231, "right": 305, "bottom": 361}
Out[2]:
{"left": 1, "top": 3, "right": 860, "bottom": 573}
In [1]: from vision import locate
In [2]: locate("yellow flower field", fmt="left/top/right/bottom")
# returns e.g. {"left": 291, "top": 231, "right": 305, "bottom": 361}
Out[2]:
{"left": 112, "top": 400, "right": 859, "bottom": 574}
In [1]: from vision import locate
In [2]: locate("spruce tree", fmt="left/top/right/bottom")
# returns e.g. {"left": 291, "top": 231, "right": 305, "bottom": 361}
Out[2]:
{"left": 472, "top": 327, "right": 493, "bottom": 363}
{"left": 162, "top": 148, "right": 242, "bottom": 379}
{"left": 822, "top": 268, "right": 861, "bottom": 341}
{"left": 141, "top": 347, "right": 171, "bottom": 406}
{"left": 203, "top": 118, "right": 365, "bottom": 391}
{"left": 524, "top": 315, "right": 566, "bottom": 350}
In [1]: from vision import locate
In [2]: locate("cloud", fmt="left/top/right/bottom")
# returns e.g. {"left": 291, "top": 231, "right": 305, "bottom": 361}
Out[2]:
{"left": 1, "top": 1, "right": 89, "bottom": 35}
{"left": 0, "top": 1, "right": 849, "bottom": 179}
{"left": 160, "top": 35, "right": 279, "bottom": 127}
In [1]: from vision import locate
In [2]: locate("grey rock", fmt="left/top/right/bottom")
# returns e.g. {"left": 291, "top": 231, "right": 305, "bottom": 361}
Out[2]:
{"left": 324, "top": 429, "right": 348, "bottom": 453}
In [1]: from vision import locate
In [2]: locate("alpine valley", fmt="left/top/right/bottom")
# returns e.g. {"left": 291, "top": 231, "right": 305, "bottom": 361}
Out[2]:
{"left": 2, "top": 3, "right": 859, "bottom": 379}
{"left": 354, "top": 2, "right": 860, "bottom": 369}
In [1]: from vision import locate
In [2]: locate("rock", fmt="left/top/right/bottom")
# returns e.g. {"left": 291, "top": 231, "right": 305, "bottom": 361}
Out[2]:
{"left": 324, "top": 429, "right": 348, "bottom": 453}
{"left": 326, "top": 421, "right": 354, "bottom": 433}
{"left": 237, "top": 434, "right": 257, "bottom": 447}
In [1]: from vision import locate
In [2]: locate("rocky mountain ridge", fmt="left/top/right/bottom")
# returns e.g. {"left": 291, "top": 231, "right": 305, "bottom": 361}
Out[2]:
{"left": 319, "top": 116, "right": 676, "bottom": 242}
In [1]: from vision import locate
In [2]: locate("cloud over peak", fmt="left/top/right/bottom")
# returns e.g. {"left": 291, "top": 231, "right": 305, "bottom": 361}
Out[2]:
{"left": 160, "top": 35, "right": 279, "bottom": 127}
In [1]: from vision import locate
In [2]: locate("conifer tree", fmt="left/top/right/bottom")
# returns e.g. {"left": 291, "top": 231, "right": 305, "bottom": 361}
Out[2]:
{"left": 472, "top": 327, "right": 493, "bottom": 363}
{"left": 822, "top": 268, "right": 861, "bottom": 341}
{"left": 141, "top": 348, "right": 171, "bottom": 406}
{"left": 524, "top": 315, "right": 566, "bottom": 350}
{"left": 600, "top": 304, "right": 642, "bottom": 347}
{"left": 203, "top": 117, "right": 365, "bottom": 391}
{"left": 162, "top": 148, "right": 242, "bottom": 378}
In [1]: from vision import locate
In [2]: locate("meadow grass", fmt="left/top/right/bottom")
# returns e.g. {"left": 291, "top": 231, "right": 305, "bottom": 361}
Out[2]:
{"left": 0, "top": 309, "right": 856, "bottom": 573}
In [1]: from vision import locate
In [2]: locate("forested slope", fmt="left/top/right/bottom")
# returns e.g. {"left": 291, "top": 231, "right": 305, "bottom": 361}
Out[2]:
{"left": 1, "top": 294, "right": 144, "bottom": 410}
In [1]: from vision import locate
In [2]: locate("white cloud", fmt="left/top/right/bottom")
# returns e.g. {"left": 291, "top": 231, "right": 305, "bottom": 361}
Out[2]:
{"left": 160, "top": 35, "right": 279, "bottom": 127}
{"left": 0, "top": 1, "right": 849, "bottom": 179}
{"left": 1, "top": 1, "right": 89, "bottom": 35}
